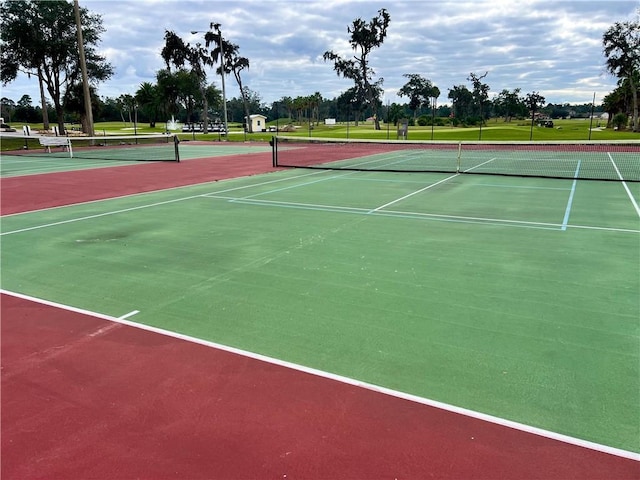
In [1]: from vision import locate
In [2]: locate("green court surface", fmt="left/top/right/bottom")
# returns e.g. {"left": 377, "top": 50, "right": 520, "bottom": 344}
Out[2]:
{"left": 0, "top": 143, "right": 271, "bottom": 177}
{"left": 1, "top": 168, "right": 639, "bottom": 453}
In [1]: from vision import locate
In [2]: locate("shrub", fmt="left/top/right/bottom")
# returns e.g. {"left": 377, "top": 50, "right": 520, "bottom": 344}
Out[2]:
{"left": 612, "top": 113, "right": 628, "bottom": 130}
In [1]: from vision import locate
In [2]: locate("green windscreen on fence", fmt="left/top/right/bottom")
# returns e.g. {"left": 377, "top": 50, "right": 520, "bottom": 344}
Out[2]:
{"left": 273, "top": 136, "right": 640, "bottom": 182}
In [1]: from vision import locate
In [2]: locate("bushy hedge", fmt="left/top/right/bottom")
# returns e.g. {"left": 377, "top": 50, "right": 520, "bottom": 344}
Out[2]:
{"left": 417, "top": 115, "right": 448, "bottom": 127}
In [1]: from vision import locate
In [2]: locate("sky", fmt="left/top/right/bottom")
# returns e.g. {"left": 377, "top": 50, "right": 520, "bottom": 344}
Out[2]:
{"left": 2, "top": 0, "right": 639, "bottom": 108}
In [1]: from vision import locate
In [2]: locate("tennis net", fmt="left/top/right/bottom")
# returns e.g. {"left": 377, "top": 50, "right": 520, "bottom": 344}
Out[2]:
{"left": 272, "top": 136, "right": 640, "bottom": 182}
{"left": 1, "top": 133, "right": 180, "bottom": 162}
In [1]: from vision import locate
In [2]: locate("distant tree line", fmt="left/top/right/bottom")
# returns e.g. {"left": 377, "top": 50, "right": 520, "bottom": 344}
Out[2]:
{"left": 0, "top": 90, "right": 607, "bottom": 129}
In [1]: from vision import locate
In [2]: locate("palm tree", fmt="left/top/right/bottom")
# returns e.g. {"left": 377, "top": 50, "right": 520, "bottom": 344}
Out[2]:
{"left": 309, "top": 92, "right": 322, "bottom": 126}
{"left": 292, "top": 96, "right": 306, "bottom": 124}
{"left": 204, "top": 26, "right": 252, "bottom": 132}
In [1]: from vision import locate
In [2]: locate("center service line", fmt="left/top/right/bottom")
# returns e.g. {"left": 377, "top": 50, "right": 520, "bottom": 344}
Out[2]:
{"left": 561, "top": 160, "right": 581, "bottom": 231}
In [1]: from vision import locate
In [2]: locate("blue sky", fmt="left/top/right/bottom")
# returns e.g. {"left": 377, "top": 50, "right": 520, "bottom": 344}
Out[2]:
{"left": 1, "top": 0, "right": 639, "bottom": 107}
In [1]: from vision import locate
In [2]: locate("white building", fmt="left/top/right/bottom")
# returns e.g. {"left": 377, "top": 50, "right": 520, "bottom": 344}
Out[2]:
{"left": 246, "top": 114, "right": 267, "bottom": 132}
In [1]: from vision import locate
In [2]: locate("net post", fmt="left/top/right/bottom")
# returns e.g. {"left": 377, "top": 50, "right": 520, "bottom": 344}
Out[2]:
{"left": 270, "top": 136, "right": 277, "bottom": 167}
{"left": 173, "top": 134, "right": 180, "bottom": 162}
{"left": 456, "top": 141, "right": 462, "bottom": 173}
{"left": 68, "top": 138, "right": 73, "bottom": 159}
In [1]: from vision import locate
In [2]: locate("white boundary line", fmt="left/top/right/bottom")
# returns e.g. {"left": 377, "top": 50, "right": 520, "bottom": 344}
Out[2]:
{"left": 2, "top": 288, "right": 638, "bottom": 462}
{"left": 4, "top": 168, "right": 638, "bottom": 236}
{"left": 205, "top": 194, "right": 640, "bottom": 234}
{"left": 0, "top": 168, "right": 327, "bottom": 218}
{"left": 0, "top": 170, "right": 330, "bottom": 236}
{"left": 561, "top": 160, "right": 581, "bottom": 231}
{"left": 6, "top": 190, "right": 637, "bottom": 236}
{"left": 608, "top": 152, "right": 640, "bottom": 218}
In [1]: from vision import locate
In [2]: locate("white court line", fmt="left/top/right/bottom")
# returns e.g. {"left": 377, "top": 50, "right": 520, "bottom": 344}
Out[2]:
{"left": 608, "top": 152, "right": 640, "bottom": 218}
{"left": 207, "top": 194, "right": 640, "bottom": 234}
{"left": 216, "top": 171, "right": 356, "bottom": 201}
{"left": 368, "top": 173, "right": 460, "bottom": 213}
{"left": 1, "top": 168, "right": 329, "bottom": 218}
{"left": 2, "top": 288, "right": 638, "bottom": 462}
{"left": 0, "top": 170, "right": 329, "bottom": 235}
{"left": 462, "top": 156, "right": 498, "bottom": 172}
{"left": 225, "top": 195, "right": 559, "bottom": 229}
{"left": 4, "top": 167, "right": 639, "bottom": 236}
{"left": 561, "top": 160, "right": 581, "bottom": 231}
{"left": 471, "top": 183, "right": 571, "bottom": 191}
{"left": 0, "top": 195, "right": 202, "bottom": 236}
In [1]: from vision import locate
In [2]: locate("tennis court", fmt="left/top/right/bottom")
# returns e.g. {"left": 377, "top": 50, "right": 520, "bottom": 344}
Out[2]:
{"left": 0, "top": 135, "right": 271, "bottom": 177}
{"left": 1, "top": 139, "right": 639, "bottom": 477}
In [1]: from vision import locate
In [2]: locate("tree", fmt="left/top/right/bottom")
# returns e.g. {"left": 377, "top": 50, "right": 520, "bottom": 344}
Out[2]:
{"left": 603, "top": 16, "right": 640, "bottom": 131}
{"left": 136, "top": 82, "right": 161, "bottom": 128}
{"left": 174, "top": 69, "right": 202, "bottom": 124}
{"left": 15, "top": 95, "right": 41, "bottom": 123}
{"left": 386, "top": 102, "right": 405, "bottom": 126}
{"left": 323, "top": 8, "right": 390, "bottom": 130}
{"left": 1, "top": 97, "right": 15, "bottom": 123}
{"left": 468, "top": 72, "right": 490, "bottom": 119}
{"left": 292, "top": 95, "right": 308, "bottom": 124}
{"left": 448, "top": 85, "right": 473, "bottom": 122}
{"left": 278, "top": 96, "right": 294, "bottom": 120}
{"left": 398, "top": 74, "right": 440, "bottom": 122}
{"left": 0, "top": 0, "right": 113, "bottom": 133}
{"left": 65, "top": 82, "right": 100, "bottom": 132}
{"left": 308, "top": 92, "right": 323, "bottom": 126}
{"left": 115, "top": 93, "right": 136, "bottom": 124}
{"left": 525, "top": 91, "right": 546, "bottom": 140}
{"left": 203, "top": 83, "right": 223, "bottom": 122}
{"left": 336, "top": 87, "right": 366, "bottom": 125}
{"left": 161, "top": 30, "right": 213, "bottom": 132}
{"left": 612, "top": 112, "right": 629, "bottom": 130}
{"left": 602, "top": 83, "right": 631, "bottom": 128}
{"left": 494, "top": 88, "right": 525, "bottom": 122}
{"left": 203, "top": 24, "right": 251, "bottom": 132}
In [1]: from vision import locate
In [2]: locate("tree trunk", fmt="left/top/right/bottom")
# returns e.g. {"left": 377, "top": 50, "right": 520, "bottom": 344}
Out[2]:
{"left": 237, "top": 78, "right": 252, "bottom": 133}
{"left": 38, "top": 70, "right": 50, "bottom": 130}
{"left": 244, "top": 99, "right": 252, "bottom": 133}
{"left": 202, "top": 88, "right": 209, "bottom": 134}
{"left": 630, "top": 76, "right": 639, "bottom": 132}
{"left": 55, "top": 103, "right": 65, "bottom": 135}
{"left": 606, "top": 109, "right": 614, "bottom": 128}
{"left": 80, "top": 112, "right": 88, "bottom": 134}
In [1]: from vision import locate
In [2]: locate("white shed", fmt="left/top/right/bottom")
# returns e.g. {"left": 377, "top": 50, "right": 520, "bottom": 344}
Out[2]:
{"left": 246, "top": 114, "right": 267, "bottom": 132}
